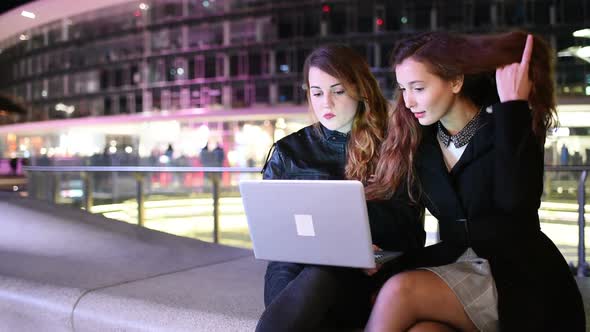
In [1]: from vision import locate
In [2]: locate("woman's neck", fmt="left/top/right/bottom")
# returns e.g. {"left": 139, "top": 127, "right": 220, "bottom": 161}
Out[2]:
{"left": 439, "top": 99, "right": 479, "bottom": 136}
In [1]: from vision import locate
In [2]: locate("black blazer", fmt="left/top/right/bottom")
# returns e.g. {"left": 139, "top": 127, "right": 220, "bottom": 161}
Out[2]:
{"left": 263, "top": 123, "right": 426, "bottom": 252}
{"left": 386, "top": 101, "right": 585, "bottom": 331}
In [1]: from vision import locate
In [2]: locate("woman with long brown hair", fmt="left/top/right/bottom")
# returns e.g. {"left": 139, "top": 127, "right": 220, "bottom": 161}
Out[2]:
{"left": 365, "top": 32, "right": 585, "bottom": 331}
{"left": 255, "top": 45, "right": 425, "bottom": 331}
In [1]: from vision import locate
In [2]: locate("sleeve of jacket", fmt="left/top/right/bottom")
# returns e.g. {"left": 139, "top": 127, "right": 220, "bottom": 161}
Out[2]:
{"left": 261, "top": 143, "right": 286, "bottom": 180}
{"left": 492, "top": 100, "right": 544, "bottom": 213}
{"left": 367, "top": 181, "right": 426, "bottom": 252}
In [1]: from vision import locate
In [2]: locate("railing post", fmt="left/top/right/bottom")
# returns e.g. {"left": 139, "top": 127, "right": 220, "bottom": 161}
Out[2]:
{"left": 49, "top": 173, "right": 60, "bottom": 204}
{"left": 577, "top": 170, "right": 589, "bottom": 277}
{"left": 83, "top": 172, "right": 93, "bottom": 211}
{"left": 26, "top": 170, "right": 35, "bottom": 199}
{"left": 135, "top": 172, "right": 145, "bottom": 227}
{"left": 544, "top": 171, "right": 552, "bottom": 199}
{"left": 212, "top": 174, "right": 220, "bottom": 244}
{"left": 112, "top": 170, "right": 119, "bottom": 202}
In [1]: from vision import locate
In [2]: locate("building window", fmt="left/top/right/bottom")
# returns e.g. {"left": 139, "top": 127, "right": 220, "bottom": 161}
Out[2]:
{"left": 230, "top": 19, "right": 257, "bottom": 44}
{"left": 188, "top": 23, "right": 223, "bottom": 48}
{"left": 232, "top": 84, "right": 247, "bottom": 108}
{"left": 48, "top": 76, "right": 63, "bottom": 98}
{"left": 151, "top": 1, "right": 183, "bottom": 23}
{"left": 230, "top": 54, "right": 239, "bottom": 77}
{"left": 255, "top": 82, "right": 269, "bottom": 104}
{"left": 207, "top": 85, "right": 222, "bottom": 107}
{"left": 249, "top": 52, "right": 262, "bottom": 76}
{"left": 276, "top": 49, "right": 292, "bottom": 74}
{"left": 135, "top": 93, "right": 143, "bottom": 113}
{"left": 205, "top": 55, "right": 217, "bottom": 78}
{"left": 116, "top": 96, "right": 127, "bottom": 114}
{"left": 278, "top": 83, "right": 294, "bottom": 103}
{"left": 152, "top": 27, "right": 182, "bottom": 52}
{"left": 277, "top": 14, "right": 294, "bottom": 39}
{"left": 152, "top": 89, "right": 161, "bottom": 111}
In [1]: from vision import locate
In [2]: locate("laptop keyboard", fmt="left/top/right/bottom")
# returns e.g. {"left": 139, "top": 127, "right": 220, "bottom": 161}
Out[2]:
{"left": 374, "top": 253, "right": 387, "bottom": 264}
{"left": 374, "top": 251, "right": 403, "bottom": 265}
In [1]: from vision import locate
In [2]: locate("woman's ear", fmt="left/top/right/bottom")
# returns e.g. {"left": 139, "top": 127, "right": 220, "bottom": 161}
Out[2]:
{"left": 451, "top": 75, "right": 464, "bottom": 94}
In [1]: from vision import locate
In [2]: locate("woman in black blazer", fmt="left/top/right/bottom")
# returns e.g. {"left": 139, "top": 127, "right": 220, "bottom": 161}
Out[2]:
{"left": 365, "top": 32, "right": 585, "bottom": 331}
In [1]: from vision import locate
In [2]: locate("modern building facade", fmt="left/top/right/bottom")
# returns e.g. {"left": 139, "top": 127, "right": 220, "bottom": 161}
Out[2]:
{"left": 0, "top": 0, "right": 589, "bottom": 166}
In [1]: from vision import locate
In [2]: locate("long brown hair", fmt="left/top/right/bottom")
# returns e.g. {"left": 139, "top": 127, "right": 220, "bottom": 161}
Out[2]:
{"left": 303, "top": 45, "right": 390, "bottom": 185}
{"left": 366, "top": 31, "right": 557, "bottom": 200}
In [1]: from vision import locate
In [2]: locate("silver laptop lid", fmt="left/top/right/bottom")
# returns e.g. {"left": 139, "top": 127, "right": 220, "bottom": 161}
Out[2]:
{"left": 239, "top": 180, "right": 375, "bottom": 268}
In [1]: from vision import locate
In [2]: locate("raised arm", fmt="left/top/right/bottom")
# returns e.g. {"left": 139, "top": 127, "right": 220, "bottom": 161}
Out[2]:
{"left": 493, "top": 34, "right": 543, "bottom": 212}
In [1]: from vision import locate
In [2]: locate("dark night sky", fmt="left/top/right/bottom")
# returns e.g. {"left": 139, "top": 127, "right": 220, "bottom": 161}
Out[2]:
{"left": 0, "top": 0, "right": 33, "bottom": 15}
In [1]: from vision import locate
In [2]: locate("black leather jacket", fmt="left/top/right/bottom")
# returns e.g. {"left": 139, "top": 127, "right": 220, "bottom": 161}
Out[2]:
{"left": 262, "top": 123, "right": 425, "bottom": 251}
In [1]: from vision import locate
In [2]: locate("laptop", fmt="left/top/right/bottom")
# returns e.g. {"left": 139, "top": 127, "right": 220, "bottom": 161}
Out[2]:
{"left": 239, "top": 179, "right": 402, "bottom": 269}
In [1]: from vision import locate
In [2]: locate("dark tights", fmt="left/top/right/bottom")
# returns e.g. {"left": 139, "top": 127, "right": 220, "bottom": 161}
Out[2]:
{"left": 256, "top": 261, "right": 373, "bottom": 332}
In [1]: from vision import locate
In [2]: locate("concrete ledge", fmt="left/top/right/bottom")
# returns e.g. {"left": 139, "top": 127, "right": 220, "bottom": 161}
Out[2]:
{"left": 0, "top": 275, "right": 82, "bottom": 332}
{"left": 0, "top": 194, "right": 265, "bottom": 331}
{"left": 2, "top": 194, "right": 589, "bottom": 331}
{"left": 74, "top": 256, "right": 265, "bottom": 331}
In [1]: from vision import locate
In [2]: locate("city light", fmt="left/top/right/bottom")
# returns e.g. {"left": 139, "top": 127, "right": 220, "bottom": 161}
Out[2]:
{"left": 376, "top": 18, "right": 384, "bottom": 26}
{"left": 573, "top": 28, "right": 590, "bottom": 38}
{"left": 552, "top": 127, "right": 570, "bottom": 137}
{"left": 20, "top": 11, "right": 36, "bottom": 19}
{"left": 275, "top": 118, "right": 287, "bottom": 129}
{"left": 19, "top": 34, "right": 28, "bottom": 41}
{"left": 55, "top": 103, "right": 75, "bottom": 114}
{"left": 322, "top": 4, "right": 331, "bottom": 13}
{"left": 557, "top": 46, "right": 590, "bottom": 64}
{"left": 159, "top": 155, "right": 170, "bottom": 164}
{"left": 139, "top": 3, "right": 149, "bottom": 10}
{"left": 578, "top": 46, "right": 590, "bottom": 58}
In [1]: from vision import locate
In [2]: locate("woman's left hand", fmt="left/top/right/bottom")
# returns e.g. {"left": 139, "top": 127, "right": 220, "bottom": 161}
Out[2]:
{"left": 495, "top": 34, "right": 533, "bottom": 102}
{"left": 364, "top": 244, "right": 382, "bottom": 276}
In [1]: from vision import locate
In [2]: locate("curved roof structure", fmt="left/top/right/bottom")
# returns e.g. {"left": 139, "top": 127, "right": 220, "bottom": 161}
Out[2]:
{"left": 0, "top": 0, "right": 131, "bottom": 42}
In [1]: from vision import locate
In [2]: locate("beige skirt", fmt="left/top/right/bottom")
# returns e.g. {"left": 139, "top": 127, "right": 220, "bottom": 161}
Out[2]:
{"left": 422, "top": 248, "right": 499, "bottom": 332}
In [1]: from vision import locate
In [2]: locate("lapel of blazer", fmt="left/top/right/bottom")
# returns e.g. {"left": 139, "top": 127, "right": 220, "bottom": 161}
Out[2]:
{"left": 416, "top": 125, "right": 465, "bottom": 219}
{"left": 449, "top": 110, "right": 495, "bottom": 177}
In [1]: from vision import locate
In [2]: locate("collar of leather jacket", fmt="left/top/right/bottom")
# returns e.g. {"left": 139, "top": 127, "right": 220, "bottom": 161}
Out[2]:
{"left": 319, "top": 123, "right": 349, "bottom": 144}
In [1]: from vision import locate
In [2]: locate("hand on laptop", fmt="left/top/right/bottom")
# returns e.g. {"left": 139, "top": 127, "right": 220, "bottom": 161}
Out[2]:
{"left": 364, "top": 244, "right": 383, "bottom": 276}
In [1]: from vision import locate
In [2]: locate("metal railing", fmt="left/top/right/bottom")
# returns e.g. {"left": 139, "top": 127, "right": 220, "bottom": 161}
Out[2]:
{"left": 544, "top": 165, "right": 590, "bottom": 276}
{"left": 24, "top": 166, "right": 261, "bottom": 244}
{"left": 23, "top": 164, "right": 590, "bottom": 276}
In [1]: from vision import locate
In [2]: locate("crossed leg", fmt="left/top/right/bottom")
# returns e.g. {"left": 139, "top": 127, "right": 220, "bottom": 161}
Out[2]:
{"left": 366, "top": 270, "right": 479, "bottom": 332}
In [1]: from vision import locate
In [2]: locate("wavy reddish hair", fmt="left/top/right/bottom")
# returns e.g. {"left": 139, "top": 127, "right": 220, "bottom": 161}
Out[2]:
{"left": 366, "top": 31, "right": 557, "bottom": 200}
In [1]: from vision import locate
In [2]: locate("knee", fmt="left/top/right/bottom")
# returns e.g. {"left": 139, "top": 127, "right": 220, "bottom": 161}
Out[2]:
{"left": 408, "top": 321, "right": 455, "bottom": 332}
{"left": 376, "top": 272, "right": 418, "bottom": 306}
{"left": 264, "top": 262, "right": 303, "bottom": 306}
